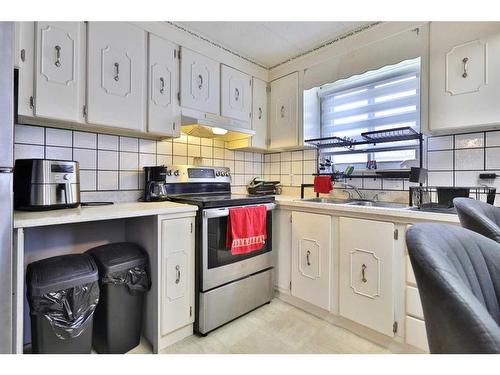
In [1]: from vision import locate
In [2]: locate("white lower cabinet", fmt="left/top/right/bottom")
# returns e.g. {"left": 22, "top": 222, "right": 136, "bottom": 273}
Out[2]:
{"left": 339, "top": 217, "right": 396, "bottom": 337}
{"left": 273, "top": 209, "right": 292, "bottom": 293}
{"left": 291, "top": 211, "right": 332, "bottom": 310}
{"left": 406, "top": 316, "right": 429, "bottom": 352}
{"left": 160, "top": 216, "right": 195, "bottom": 336}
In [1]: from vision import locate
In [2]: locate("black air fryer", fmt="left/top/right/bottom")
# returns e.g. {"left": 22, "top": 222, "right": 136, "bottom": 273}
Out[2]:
{"left": 143, "top": 166, "right": 168, "bottom": 201}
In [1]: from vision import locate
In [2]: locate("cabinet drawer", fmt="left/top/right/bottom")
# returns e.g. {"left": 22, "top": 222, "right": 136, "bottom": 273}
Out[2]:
{"left": 406, "top": 255, "right": 417, "bottom": 285}
{"left": 406, "top": 286, "right": 424, "bottom": 320}
{"left": 406, "top": 316, "right": 429, "bottom": 352}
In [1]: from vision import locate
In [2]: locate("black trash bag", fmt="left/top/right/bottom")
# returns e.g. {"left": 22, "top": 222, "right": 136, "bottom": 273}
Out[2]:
{"left": 28, "top": 282, "right": 99, "bottom": 340}
{"left": 100, "top": 266, "right": 151, "bottom": 295}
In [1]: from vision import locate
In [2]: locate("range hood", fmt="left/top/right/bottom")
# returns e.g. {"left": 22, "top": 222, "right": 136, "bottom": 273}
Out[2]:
{"left": 181, "top": 110, "right": 255, "bottom": 142}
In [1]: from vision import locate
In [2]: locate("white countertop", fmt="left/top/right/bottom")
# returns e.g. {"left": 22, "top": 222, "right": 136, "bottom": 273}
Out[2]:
{"left": 274, "top": 195, "right": 460, "bottom": 224}
{"left": 14, "top": 201, "right": 198, "bottom": 229}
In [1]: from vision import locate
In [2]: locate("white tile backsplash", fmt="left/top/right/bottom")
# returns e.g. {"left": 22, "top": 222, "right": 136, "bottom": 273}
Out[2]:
{"left": 119, "top": 152, "right": 139, "bottom": 170}
{"left": 119, "top": 171, "right": 139, "bottom": 190}
{"left": 486, "top": 131, "right": 500, "bottom": 147}
{"left": 173, "top": 142, "right": 187, "bottom": 156}
{"left": 98, "top": 150, "right": 119, "bottom": 170}
{"left": 46, "top": 128, "right": 72, "bottom": 147}
{"left": 80, "top": 170, "right": 97, "bottom": 191}
{"left": 139, "top": 153, "right": 157, "bottom": 168}
{"left": 455, "top": 133, "right": 484, "bottom": 149}
{"left": 157, "top": 140, "right": 172, "bottom": 155}
{"left": 73, "top": 148, "right": 97, "bottom": 169}
{"left": 427, "top": 171, "right": 453, "bottom": 186}
{"left": 454, "top": 148, "right": 484, "bottom": 170}
{"left": 15, "top": 124, "right": 44, "bottom": 145}
{"left": 428, "top": 150, "right": 453, "bottom": 170}
{"left": 120, "top": 137, "right": 139, "bottom": 152}
{"left": 14, "top": 143, "right": 44, "bottom": 159}
{"left": 45, "top": 146, "right": 72, "bottom": 160}
{"left": 98, "top": 134, "right": 119, "bottom": 151}
{"left": 73, "top": 131, "right": 97, "bottom": 149}
{"left": 139, "top": 139, "right": 156, "bottom": 154}
{"left": 98, "top": 171, "right": 118, "bottom": 190}
{"left": 486, "top": 148, "right": 500, "bottom": 170}
{"left": 427, "top": 136, "right": 453, "bottom": 151}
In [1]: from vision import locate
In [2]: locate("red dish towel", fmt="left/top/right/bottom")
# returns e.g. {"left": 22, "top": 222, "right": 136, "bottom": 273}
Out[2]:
{"left": 226, "top": 205, "right": 267, "bottom": 255}
{"left": 314, "top": 176, "right": 333, "bottom": 194}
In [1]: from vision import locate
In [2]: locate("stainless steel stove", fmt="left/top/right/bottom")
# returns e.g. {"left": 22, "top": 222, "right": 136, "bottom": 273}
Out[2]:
{"left": 164, "top": 165, "right": 276, "bottom": 335}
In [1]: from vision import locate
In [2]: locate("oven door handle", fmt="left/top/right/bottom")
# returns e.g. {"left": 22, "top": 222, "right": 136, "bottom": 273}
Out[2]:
{"left": 203, "top": 203, "right": 276, "bottom": 219}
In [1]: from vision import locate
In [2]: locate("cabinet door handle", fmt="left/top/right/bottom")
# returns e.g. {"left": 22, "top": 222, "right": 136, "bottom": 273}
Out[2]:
{"left": 306, "top": 250, "right": 311, "bottom": 266}
{"left": 159, "top": 77, "right": 165, "bottom": 94}
{"left": 258, "top": 107, "right": 262, "bottom": 120}
{"left": 361, "top": 264, "right": 367, "bottom": 283}
{"left": 114, "top": 62, "right": 120, "bottom": 82}
{"left": 54, "top": 45, "right": 61, "bottom": 67}
{"left": 280, "top": 105, "right": 285, "bottom": 118}
{"left": 175, "top": 265, "right": 181, "bottom": 284}
{"left": 196, "top": 74, "right": 203, "bottom": 89}
{"left": 234, "top": 87, "right": 240, "bottom": 101}
{"left": 462, "top": 57, "right": 469, "bottom": 78}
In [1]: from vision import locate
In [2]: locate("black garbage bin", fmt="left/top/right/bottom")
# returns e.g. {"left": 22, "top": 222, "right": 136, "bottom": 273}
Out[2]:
{"left": 26, "top": 254, "right": 99, "bottom": 354}
{"left": 86, "top": 242, "right": 150, "bottom": 354}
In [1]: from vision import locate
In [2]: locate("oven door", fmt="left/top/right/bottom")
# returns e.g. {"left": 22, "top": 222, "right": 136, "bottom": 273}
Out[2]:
{"left": 202, "top": 203, "right": 275, "bottom": 291}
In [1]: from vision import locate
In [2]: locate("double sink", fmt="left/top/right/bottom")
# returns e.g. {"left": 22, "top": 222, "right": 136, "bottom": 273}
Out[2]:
{"left": 300, "top": 197, "right": 409, "bottom": 209}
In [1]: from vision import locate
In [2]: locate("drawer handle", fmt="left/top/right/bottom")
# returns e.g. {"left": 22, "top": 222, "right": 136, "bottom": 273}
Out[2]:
{"left": 258, "top": 107, "right": 262, "bottom": 120}
{"left": 159, "top": 77, "right": 165, "bottom": 94}
{"left": 54, "top": 45, "right": 61, "bottom": 67}
{"left": 280, "top": 105, "right": 285, "bottom": 119}
{"left": 361, "top": 264, "right": 367, "bottom": 283}
{"left": 114, "top": 62, "right": 120, "bottom": 82}
{"left": 196, "top": 74, "right": 203, "bottom": 89}
{"left": 306, "top": 250, "right": 311, "bottom": 266}
{"left": 175, "top": 265, "right": 181, "bottom": 284}
{"left": 234, "top": 87, "right": 240, "bottom": 101}
{"left": 462, "top": 57, "right": 469, "bottom": 78}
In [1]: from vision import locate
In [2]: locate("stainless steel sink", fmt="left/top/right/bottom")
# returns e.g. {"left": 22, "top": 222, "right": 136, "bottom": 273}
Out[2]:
{"left": 300, "top": 197, "right": 408, "bottom": 209}
{"left": 345, "top": 200, "right": 408, "bottom": 208}
{"left": 300, "top": 197, "right": 351, "bottom": 204}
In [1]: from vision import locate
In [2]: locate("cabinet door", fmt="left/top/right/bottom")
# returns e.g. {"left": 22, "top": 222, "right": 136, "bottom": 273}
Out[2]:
{"left": 180, "top": 47, "right": 220, "bottom": 115}
{"left": 34, "top": 22, "right": 84, "bottom": 123}
{"left": 269, "top": 72, "right": 298, "bottom": 149}
{"left": 221, "top": 65, "right": 251, "bottom": 125}
{"left": 86, "top": 22, "right": 146, "bottom": 131}
{"left": 16, "top": 22, "right": 35, "bottom": 117}
{"left": 251, "top": 77, "right": 268, "bottom": 149}
{"left": 147, "top": 33, "right": 180, "bottom": 137}
{"left": 272, "top": 209, "right": 292, "bottom": 292}
{"left": 160, "top": 217, "right": 195, "bottom": 336}
{"left": 429, "top": 22, "right": 500, "bottom": 132}
{"left": 339, "top": 217, "right": 395, "bottom": 336}
{"left": 291, "top": 211, "right": 331, "bottom": 310}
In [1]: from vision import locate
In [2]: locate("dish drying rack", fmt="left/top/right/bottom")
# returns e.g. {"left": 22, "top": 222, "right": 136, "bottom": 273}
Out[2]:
{"left": 409, "top": 186, "right": 497, "bottom": 209}
{"left": 305, "top": 126, "right": 424, "bottom": 181}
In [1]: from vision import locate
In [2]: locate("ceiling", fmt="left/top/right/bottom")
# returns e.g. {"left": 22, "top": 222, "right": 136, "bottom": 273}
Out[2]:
{"left": 176, "top": 22, "right": 373, "bottom": 69}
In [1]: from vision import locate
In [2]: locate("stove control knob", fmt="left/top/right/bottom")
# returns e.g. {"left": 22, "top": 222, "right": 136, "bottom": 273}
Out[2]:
{"left": 63, "top": 174, "right": 70, "bottom": 180}
{"left": 166, "top": 170, "right": 172, "bottom": 176}
{"left": 215, "top": 171, "right": 221, "bottom": 177}
{"left": 225, "top": 172, "right": 231, "bottom": 177}
{"left": 173, "top": 170, "right": 180, "bottom": 177}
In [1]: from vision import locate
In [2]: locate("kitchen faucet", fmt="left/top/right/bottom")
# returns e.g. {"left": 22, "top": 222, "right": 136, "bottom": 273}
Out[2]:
{"left": 340, "top": 183, "right": 364, "bottom": 200}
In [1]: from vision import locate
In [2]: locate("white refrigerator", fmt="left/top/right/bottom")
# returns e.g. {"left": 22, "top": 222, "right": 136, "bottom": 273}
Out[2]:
{"left": 0, "top": 21, "right": 14, "bottom": 354}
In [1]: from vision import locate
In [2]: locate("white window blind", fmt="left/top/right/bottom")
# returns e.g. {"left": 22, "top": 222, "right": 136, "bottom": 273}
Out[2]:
{"left": 319, "top": 58, "right": 421, "bottom": 165}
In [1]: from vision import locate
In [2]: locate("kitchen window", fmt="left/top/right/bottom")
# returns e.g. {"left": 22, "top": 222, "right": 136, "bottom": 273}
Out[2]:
{"left": 318, "top": 58, "right": 421, "bottom": 167}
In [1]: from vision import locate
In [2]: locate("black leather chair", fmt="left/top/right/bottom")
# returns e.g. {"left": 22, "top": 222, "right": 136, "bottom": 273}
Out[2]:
{"left": 406, "top": 223, "right": 500, "bottom": 353}
{"left": 454, "top": 197, "right": 500, "bottom": 243}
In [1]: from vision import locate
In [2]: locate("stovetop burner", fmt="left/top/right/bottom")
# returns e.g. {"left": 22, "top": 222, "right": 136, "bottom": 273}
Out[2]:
{"left": 168, "top": 192, "right": 275, "bottom": 208}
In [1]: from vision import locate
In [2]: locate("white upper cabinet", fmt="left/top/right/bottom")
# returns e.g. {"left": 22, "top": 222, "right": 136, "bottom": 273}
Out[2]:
{"left": 86, "top": 22, "right": 146, "bottom": 131}
{"left": 339, "top": 217, "right": 396, "bottom": 337}
{"left": 429, "top": 22, "right": 500, "bottom": 132}
{"left": 220, "top": 64, "right": 252, "bottom": 126}
{"left": 291, "top": 211, "right": 332, "bottom": 311}
{"left": 34, "top": 22, "right": 85, "bottom": 123}
{"left": 147, "top": 33, "right": 180, "bottom": 137}
{"left": 269, "top": 72, "right": 299, "bottom": 149}
{"left": 180, "top": 47, "right": 220, "bottom": 115}
{"left": 251, "top": 77, "right": 268, "bottom": 149}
